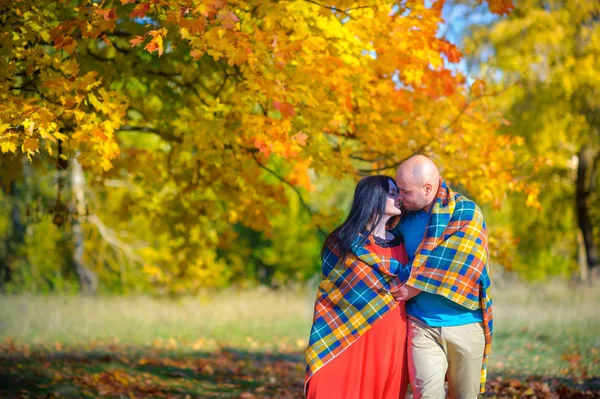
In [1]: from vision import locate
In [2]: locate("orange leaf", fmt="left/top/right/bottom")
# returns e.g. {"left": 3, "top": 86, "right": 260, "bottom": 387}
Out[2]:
{"left": 439, "top": 40, "right": 462, "bottom": 63}
{"left": 129, "top": 36, "right": 145, "bottom": 47}
{"left": 54, "top": 36, "right": 77, "bottom": 53}
{"left": 100, "top": 34, "right": 113, "bottom": 47}
{"left": 190, "top": 49, "right": 204, "bottom": 60}
{"left": 130, "top": 3, "right": 150, "bottom": 19}
{"left": 145, "top": 35, "right": 163, "bottom": 56}
{"left": 95, "top": 8, "right": 117, "bottom": 21}
{"left": 487, "top": 0, "right": 515, "bottom": 15}
{"left": 292, "top": 131, "right": 308, "bottom": 146}
{"left": 253, "top": 138, "right": 272, "bottom": 157}
{"left": 273, "top": 100, "right": 295, "bottom": 118}
{"left": 471, "top": 79, "right": 486, "bottom": 97}
{"left": 220, "top": 11, "right": 240, "bottom": 29}
{"left": 92, "top": 128, "right": 109, "bottom": 141}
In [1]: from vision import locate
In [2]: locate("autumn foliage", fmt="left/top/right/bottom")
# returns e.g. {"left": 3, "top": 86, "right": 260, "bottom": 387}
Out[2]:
{"left": 0, "top": 0, "right": 539, "bottom": 293}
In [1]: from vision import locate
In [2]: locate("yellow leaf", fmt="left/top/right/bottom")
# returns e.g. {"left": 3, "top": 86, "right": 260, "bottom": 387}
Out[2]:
{"left": 88, "top": 93, "right": 106, "bottom": 113}
{"left": 54, "top": 132, "right": 69, "bottom": 141}
{"left": 1, "top": 141, "right": 17, "bottom": 153}
{"left": 40, "top": 30, "right": 51, "bottom": 42}
{"left": 22, "top": 138, "right": 39, "bottom": 153}
{"left": 23, "top": 119, "right": 35, "bottom": 135}
{"left": 40, "top": 127, "right": 57, "bottom": 142}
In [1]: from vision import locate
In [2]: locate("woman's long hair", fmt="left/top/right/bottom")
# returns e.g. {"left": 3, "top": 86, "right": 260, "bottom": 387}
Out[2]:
{"left": 321, "top": 175, "right": 396, "bottom": 260}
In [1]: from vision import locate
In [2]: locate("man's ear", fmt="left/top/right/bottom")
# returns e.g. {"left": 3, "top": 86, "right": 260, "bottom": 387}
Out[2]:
{"left": 424, "top": 183, "right": 432, "bottom": 195}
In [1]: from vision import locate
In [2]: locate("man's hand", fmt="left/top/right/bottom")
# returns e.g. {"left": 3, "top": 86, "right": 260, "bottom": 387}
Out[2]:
{"left": 392, "top": 285, "right": 421, "bottom": 302}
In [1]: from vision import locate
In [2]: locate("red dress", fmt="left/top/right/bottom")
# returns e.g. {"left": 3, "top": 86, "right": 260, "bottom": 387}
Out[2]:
{"left": 307, "top": 237, "right": 410, "bottom": 399}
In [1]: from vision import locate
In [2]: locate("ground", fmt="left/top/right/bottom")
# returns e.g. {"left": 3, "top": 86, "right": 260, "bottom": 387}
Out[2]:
{"left": 1, "top": 282, "right": 598, "bottom": 398}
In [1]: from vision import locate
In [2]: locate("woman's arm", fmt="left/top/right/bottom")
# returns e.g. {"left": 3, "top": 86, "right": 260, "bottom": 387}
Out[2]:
{"left": 391, "top": 285, "right": 421, "bottom": 301}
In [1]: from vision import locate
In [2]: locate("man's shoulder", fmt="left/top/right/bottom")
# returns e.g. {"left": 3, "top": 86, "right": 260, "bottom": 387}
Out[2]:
{"left": 454, "top": 192, "right": 480, "bottom": 210}
{"left": 451, "top": 192, "right": 485, "bottom": 222}
{"left": 394, "top": 211, "right": 418, "bottom": 234}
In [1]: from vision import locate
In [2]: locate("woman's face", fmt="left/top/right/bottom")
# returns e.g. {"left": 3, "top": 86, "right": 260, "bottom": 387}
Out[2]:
{"left": 385, "top": 180, "right": 402, "bottom": 216}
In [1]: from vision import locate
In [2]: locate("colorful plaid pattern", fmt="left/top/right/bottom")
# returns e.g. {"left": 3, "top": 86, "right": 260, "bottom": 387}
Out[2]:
{"left": 304, "top": 236, "right": 411, "bottom": 394}
{"left": 405, "top": 180, "right": 493, "bottom": 393}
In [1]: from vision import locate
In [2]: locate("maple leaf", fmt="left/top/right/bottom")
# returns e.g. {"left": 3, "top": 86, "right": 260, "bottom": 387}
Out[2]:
{"left": 145, "top": 32, "right": 164, "bottom": 56}
{"left": 0, "top": 141, "right": 17, "bottom": 153}
{"left": 190, "top": 49, "right": 204, "bottom": 60}
{"left": 22, "top": 138, "right": 39, "bottom": 153}
{"left": 100, "top": 35, "right": 113, "bottom": 47}
{"left": 292, "top": 131, "right": 308, "bottom": 146}
{"left": 273, "top": 100, "right": 295, "bottom": 118}
{"left": 54, "top": 36, "right": 78, "bottom": 53}
{"left": 95, "top": 8, "right": 117, "bottom": 21}
{"left": 486, "top": 0, "right": 515, "bottom": 15}
{"left": 439, "top": 40, "right": 462, "bottom": 63}
{"left": 129, "top": 36, "right": 145, "bottom": 47}
{"left": 91, "top": 128, "right": 109, "bottom": 141}
{"left": 220, "top": 11, "right": 240, "bottom": 30}
{"left": 130, "top": 3, "right": 150, "bottom": 19}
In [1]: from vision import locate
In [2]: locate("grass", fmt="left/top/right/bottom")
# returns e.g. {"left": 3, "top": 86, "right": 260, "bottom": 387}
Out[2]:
{"left": 0, "top": 281, "right": 599, "bottom": 398}
{"left": 490, "top": 280, "right": 600, "bottom": 379}
{"left": 0, "top": 288, "right": 313, "bottom": 350}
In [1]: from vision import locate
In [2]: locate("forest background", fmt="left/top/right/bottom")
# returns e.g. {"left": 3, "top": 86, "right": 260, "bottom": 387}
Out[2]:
{"left": 0, "top": 0, "right": 599, "bottom": 397}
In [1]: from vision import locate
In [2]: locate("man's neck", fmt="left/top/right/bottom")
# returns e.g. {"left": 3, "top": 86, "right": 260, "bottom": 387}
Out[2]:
{"left": 423, "top": 201, "right": 435, "bottom": 213}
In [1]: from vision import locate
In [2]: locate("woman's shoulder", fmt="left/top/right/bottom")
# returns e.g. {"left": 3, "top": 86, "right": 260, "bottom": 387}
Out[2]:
{"left": 371, "top": 233, "right": 404, "bottom": 249}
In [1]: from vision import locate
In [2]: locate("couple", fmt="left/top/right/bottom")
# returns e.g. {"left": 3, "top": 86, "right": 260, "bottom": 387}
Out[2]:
{"left": 304, "top": 155, "right": 493, "bottom": 399}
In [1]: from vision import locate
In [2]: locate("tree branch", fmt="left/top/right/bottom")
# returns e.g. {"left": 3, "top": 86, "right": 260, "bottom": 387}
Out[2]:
{"left": 251, "top": 153, "right": 327, "bottom": 237}
{"left": 117, "top": 125, "right": 183, "bottom": 143}
{"left": 302, "top": 0, "right": 369, "bottom": 20}
{"left": 87, "top": 214, "right": 144, "bottom": 264}
{"left": 349, "top": 149, "right": 394, "bottom": 163}
{"left": 356, "top": 144, "right": 430, "bottom": 174}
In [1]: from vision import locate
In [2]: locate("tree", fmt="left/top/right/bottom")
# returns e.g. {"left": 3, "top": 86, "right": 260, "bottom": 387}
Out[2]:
{"left": 1, "top": 0, "right": 529, "bottom": 293}
{"left": 468, "top": 0, "right": 600, "bottom": 281}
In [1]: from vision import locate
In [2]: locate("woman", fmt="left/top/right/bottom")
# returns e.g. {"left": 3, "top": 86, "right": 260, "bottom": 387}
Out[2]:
{"left": 305, "top": 175, "right": 411, "bottom": 399}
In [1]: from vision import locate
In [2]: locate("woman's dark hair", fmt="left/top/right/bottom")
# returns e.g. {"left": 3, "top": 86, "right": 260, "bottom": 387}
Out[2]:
{"left": 321, "top": 175, "right": 396, "bottom": 260}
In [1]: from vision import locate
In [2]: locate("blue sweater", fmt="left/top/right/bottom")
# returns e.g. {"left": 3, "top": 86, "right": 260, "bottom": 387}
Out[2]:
{"left": 396, "top": 209, "right": 483, "bottom": 326}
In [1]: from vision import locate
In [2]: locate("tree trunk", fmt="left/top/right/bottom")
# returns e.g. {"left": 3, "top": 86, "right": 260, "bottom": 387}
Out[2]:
{"left": 10, "top": 181, "right": 25, "bottom": 243}
{"left": 1, "top": 180, "right": 25, "bottom": 289}
{"left": 70, "top": 157, "right": 98, "bottom": 294}
{"left": 577, "top": 229, "right": 588, "bottom": 283}
{"left": 576, "top": 145, "right": 599, "bottom": 284}
{"left": 0, "top": 228, "right": 10, "bottom": 290}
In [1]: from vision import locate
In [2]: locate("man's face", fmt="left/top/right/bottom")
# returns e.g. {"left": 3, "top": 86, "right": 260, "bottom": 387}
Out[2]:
{"left": 395, "top": 169, "right": 427, "bottom": 212}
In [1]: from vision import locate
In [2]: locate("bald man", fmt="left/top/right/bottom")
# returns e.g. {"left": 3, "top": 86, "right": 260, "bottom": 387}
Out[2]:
{"left": 393, "top": 155, "right": 486, "bottom": 399}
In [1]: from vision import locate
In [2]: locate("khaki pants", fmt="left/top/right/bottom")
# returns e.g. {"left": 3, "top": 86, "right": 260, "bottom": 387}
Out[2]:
{"left": 407, "top": 316, "right": 485, "bottom": 399}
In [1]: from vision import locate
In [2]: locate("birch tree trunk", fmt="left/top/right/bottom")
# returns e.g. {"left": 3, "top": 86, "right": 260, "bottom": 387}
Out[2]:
{"left": 70, "top": 156, "right": 98, "bottom": 294}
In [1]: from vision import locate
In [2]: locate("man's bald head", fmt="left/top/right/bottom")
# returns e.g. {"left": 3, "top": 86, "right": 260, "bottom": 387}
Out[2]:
{"left": 395, "top": 155, "right": 441, "bottom": 211}
{"left": 397, "top": 155, "right": 440, "bottom": 186}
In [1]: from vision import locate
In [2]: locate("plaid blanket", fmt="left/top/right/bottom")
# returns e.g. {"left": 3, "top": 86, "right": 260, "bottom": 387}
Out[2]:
{"left": 304, "top": 235, "right": 411, "bottom": 393}
{"left": 405, "top": 180, "right": 493, "bottom": 393}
